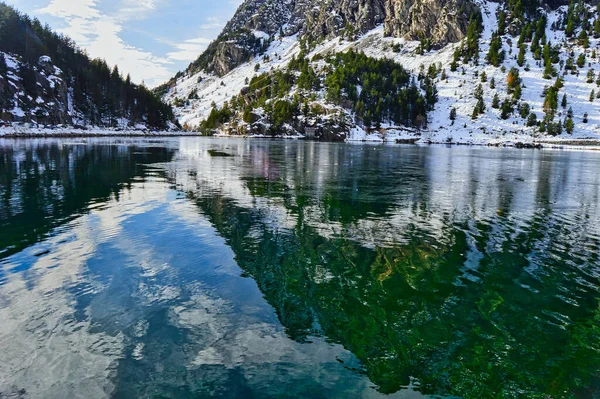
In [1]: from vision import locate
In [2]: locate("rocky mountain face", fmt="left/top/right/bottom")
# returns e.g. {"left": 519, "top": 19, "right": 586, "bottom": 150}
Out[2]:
{"left": 176, "top": 0, "right": 480, "bottom": 78}
{"left": 0, "top": 54, "right": 72, "bottom": 126}
{"left": 384, "top": 0, "right": 481, "bottom": 44}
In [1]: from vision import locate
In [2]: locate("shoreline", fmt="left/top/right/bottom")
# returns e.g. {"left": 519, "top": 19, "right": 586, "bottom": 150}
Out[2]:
{"left": 2, "top": 129, "right": 600, "bottom": 150}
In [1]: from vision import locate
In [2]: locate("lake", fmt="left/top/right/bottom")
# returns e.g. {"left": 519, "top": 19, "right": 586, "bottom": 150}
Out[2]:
{"left": 0, "top": 138, "right": 599, "bottom": 399}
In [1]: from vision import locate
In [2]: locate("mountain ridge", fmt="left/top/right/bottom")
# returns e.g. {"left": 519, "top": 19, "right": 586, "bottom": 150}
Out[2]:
{"left": 159, "top": 0, "right": 600, "bottom": 145}
{"left": 155, "top": 0, "right": 479, "bottom": 84}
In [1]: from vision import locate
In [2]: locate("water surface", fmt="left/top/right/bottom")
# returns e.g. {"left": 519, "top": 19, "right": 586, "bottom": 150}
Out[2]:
{"left": 0, "top": 138, "right": 599, "bottom": 398}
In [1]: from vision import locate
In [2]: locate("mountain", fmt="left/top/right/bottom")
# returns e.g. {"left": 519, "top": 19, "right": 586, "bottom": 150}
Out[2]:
{"left": 159, "top": 0, "right": 600, "bottom": 144}
{"left": 158, "top": 0, "right": 479, "bottom": 81}
{"left": 0, "top": 3, "right": 177, "bottom": 132}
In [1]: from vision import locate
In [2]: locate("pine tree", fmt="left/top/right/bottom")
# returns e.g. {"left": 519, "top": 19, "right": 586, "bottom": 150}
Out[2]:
{"left": 449, "top": 107, "right": 457, "bottom": 122}
{"left": 543, "top": 86, "right": 559, "bottom": 117}
{"left": 540, "top": 46, "right": 553, "bottom": 80}
{"left": 462, "top": 16, "right": 482, "bottom": 64}
{"left": 513, "top": 82, "right": 522, "bottom": 100}
{"left": 498, "top": 10, "right": 507, "bottom": 35}
{"left": 561, "top": 94, "right": 568, "bottom": 108}
{"left": 519, "top": 102, "right": 530, "bottom": 118}
{"left": 566, "top": 17, "right": 576, "bottom": 37}
{"left": 587, "top": 69, "right": 596, "bottom": 84}
{"left": 517, "top": 44, "right": 527, "bottom": 67}
{"left": 565, "top": 117, "right": 575, "bottom": 134}
{"left": 492, "top": 93, "right": 500, "bottom": 108}
{"left": 476, "top": 98, "right": 485, "bottom": 115}
{"left": 486, "top": 32, "right": 505, "bottom": 67}
{"left": 578, "top": 28, "right": 590, "bottom": 48}
{"left": 450, "top": 50, "right": 460, "bottom": 71}
{"left": 474, "top": 84, "right": 484, "bottom": 100}
{"left": 590, "top": 89, "right": 595, "bottom": 102}
{"left": 500, "top": 98, "right": 513, "bottom": 119}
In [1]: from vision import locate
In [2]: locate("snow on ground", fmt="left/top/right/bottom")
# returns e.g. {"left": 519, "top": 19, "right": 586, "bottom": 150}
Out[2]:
{"left": 164, "top": 34, "right": 302, "bottom": 129}
{"left": 0, "top": 122, "right": 184, "bottom": 137}
{"left": 163, "top": 0, "right": 600, "bottom": 146}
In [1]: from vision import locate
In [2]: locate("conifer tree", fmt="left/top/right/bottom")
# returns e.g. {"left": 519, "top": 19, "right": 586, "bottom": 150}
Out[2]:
{"left": 565, "top": 117, "right": 575, "bottom": 134}
{"left": 517, "top": 44, "right": 527, "bottom": 67}
{"left": 462, "top": 17, "right": 482, "bottom": 64}
{"left": 486, "top": 32, "right": 505, "bottom": 67}
{"left": 578, "top": 28, "right": 590, "bottom": 48}
{"left": 450, "top": 107, "right": 457, "bottom": 123}
{"left": 519, "top": 103, "right": 530, "bottom": 120}
{"left": 500, "top": 98, "right": 514, "bottom": 119}
{"left": 492, "top": 93, "right": 500, "bottom": 108}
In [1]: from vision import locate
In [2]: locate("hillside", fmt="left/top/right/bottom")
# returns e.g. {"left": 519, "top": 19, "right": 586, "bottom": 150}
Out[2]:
{"left": 159, "top": 0, "right": 600, "bottom": 145}
{"left": 0, "top": 3, "right": 177, "bottom": 133}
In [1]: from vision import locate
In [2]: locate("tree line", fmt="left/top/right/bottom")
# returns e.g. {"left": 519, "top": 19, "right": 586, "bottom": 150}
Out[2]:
{"left": 0, "top": 2, "right": 175, "bottom": 129}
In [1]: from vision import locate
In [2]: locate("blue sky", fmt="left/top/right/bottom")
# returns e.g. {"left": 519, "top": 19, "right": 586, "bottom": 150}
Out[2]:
{"left": 6, "top": 0, "right": 242, "bottom": 87}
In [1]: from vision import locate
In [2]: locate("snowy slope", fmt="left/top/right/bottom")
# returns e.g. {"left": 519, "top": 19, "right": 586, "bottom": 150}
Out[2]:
{"left": 163, "top": 0, "right": 600, "bottom": 145}
{"left": 0, "top": 52, "right": 179, "bottom": 136}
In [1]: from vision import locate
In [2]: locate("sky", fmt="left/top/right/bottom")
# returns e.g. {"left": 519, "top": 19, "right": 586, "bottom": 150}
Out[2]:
{"left": 5, "top": 0, "right": 242, "bottom": 87}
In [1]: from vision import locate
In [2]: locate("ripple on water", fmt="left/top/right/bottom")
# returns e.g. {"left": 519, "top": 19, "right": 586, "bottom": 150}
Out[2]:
{"left": 0, "top": 139, "right": 600, "bottom": 398}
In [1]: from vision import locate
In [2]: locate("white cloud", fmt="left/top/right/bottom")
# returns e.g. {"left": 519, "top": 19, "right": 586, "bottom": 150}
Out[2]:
{"left": 117, "top": 0, "right": 165, "bottom": 21}
{"left": 32, "top": 0, "right": 232, "bottom": 87}
{"left": 37, "top": 0, "right": 100, "bottom": 19}
{"left": 37, "top": 0, "right": 173, "bottom": 87}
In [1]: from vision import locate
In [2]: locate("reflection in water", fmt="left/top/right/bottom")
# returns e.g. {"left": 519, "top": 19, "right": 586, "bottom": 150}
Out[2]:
{"left": 0, "top": 138, "right": 599, "bottom": 398}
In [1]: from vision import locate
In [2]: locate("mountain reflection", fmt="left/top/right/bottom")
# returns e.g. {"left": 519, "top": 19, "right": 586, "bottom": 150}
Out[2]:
{"left": 0, "top": 139, "right": 176, "bottom": 260}
{"left": 173, "top": 140, "right": 600, "bottom": 397}
{"left": 0, "top": 138, "right": 599, "bottom": 399}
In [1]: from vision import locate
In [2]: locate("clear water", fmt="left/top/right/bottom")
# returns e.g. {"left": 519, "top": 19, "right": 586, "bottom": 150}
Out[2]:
{"left": 0, "top": 138, "right": 599, "bottom": 399}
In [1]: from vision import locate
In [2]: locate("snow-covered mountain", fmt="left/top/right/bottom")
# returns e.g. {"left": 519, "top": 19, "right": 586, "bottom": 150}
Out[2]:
{"left": 160, "top": 0, "right": 600, "bottom": 145}
{"left": 0, "top": 51, "right": 177, "bottom": 134}
{"left": 0, "top": 3, "right": 177, "bottom": 134}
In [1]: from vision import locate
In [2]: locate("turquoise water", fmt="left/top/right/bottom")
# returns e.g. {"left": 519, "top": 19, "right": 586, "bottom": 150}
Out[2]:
{"left": 0, "top": 138, "right": 599, "bottom": 398}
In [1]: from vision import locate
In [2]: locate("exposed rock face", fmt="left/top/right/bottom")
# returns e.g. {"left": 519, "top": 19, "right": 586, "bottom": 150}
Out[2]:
{"left": 0, "top": 54, "right": 72, "bottom": 125}
{"left": 180, "top": 0, "right": 480, "bottom": 78}
{"left": 300, "top": 0, "right": 387, "bottom": 41}
{"left": 384, "top": 0, "right": 480, "bottom": 45}
{"left": 220, "top": 0, "right": 387, "bottom": 40}
{"left": 210, "top": 40, "right": 256, "bottom": 77}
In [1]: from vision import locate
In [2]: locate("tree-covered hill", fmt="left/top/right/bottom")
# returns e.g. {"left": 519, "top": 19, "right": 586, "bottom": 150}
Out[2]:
{"left": 0, "top": 2, "right": 176, "bottom": 130}
{"left": 186, "top": 49, "right": 436, "bottom": 138}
